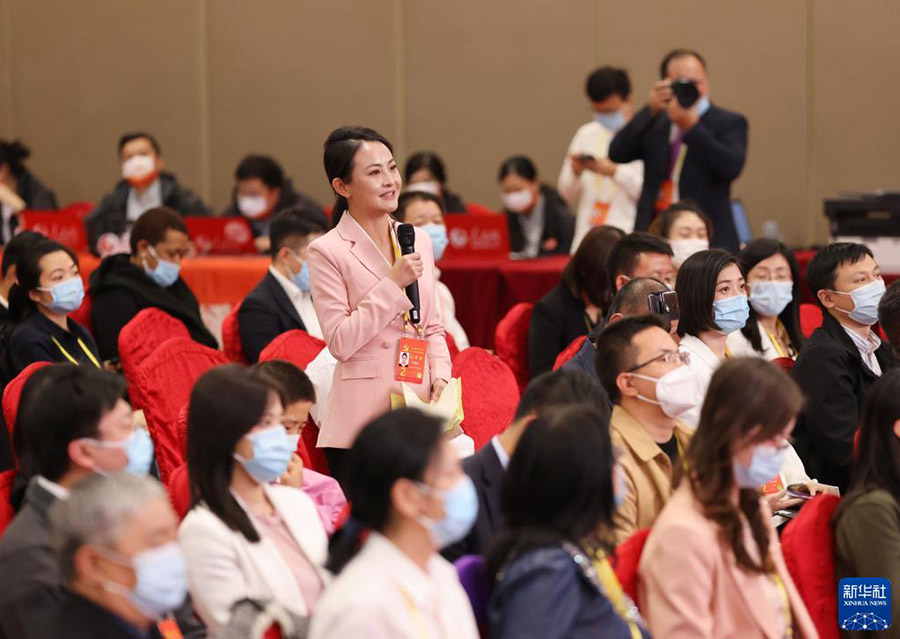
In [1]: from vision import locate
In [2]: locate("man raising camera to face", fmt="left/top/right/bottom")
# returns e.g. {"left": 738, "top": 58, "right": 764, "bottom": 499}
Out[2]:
{"left": 609, "top": 49, "right": 748, "bottom": 252}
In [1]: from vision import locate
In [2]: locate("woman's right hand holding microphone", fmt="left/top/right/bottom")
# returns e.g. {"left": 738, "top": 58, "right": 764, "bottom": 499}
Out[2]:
{"left": 388, "top": 253, "right": 423, "bottom": 288}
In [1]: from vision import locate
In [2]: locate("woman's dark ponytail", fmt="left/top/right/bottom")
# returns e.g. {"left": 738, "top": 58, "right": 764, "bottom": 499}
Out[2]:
{"left": 323, "top": 126, "right": 393, "bottom": 229}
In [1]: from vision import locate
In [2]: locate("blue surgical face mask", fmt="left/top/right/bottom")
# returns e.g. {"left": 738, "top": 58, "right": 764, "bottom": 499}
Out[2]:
{"left": 696, "top": 96, "right": 711, "bottom": 117}
{"left": 290, "top": 256, "right": 311, "bottom": 293}
{"left": 101, "top": 541, "right": 189, "bottom": 620}
{"left": 143, "top": 245, "right": 180, "bottom": 288}
{"left": 417, "top": 475, "right": 479, "bottom": 548}
{"left": 713, "top": 294, "right": 750, "bottom": 334}
{"left": 733, "top": 443, "right": 786, "bottom": 489}
{"left": 234, "top": 425, "right": 294, "bottom": 484}
{"left": 832, "top": 278, "right": 886, "bottom": 326}
{"left": 422, "top": 223, "right": 448, "bottom": 261}
{"left": 749, "top": 281, "right": 794, "bottom": 318}
{"left": 38, "top": 276, "right": 85, "bottom": 314}
{"left": 594, "top": 110, "right": 626, "bottom": 132}
{"left": 82, "top": 428, "right": 155, "bottom": 476}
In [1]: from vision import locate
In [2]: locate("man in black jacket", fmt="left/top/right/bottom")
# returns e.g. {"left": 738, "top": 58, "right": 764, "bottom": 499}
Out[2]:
{"left": 90, "top": 207, "right": 217, "bottom": 360}
{"left": 85, "top": 132, "right": 211, "bottom": 255}
{"left": 609, "top": 49, "right": 748, "bottom": 251}
{"left": 239, "top": 205, "right": 328, "bottom": 362}
{"left": 442, "top": 369, "right": 610, "bottom": 562}
{"left": 791, "top": 243, "right": 896, "bottom": 493}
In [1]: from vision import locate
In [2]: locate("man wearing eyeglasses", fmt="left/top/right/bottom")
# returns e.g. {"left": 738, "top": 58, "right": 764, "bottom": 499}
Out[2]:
{"left": 596, "top": 314, "right": 701, "bottom": 544}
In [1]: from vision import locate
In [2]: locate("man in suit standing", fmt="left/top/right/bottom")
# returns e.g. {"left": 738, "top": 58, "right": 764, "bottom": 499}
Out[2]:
{"left": 442, "top": 369, "right": 610, "bottom": 561}
{"left": 609, "top": 49, "right": 748, "bottom": 251}
{"left": 238, "top": 205, "right": 328, "bottom": 362}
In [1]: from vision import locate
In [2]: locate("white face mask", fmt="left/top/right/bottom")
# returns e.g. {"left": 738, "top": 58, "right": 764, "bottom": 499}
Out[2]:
{"left": 501, "top": 189, "right": 534, "bottom": 214}
{"left": 406, "top": 181, "right": 442, "bottom": 196}
{"left": 670, "top": 238, "right": 709, "bottom": 268}
{"left": 630, "top": 365, "right": 702, "bottom": 418}
{"left": 121, "top": 154, "right": 156, "bottom": 180}
{"left": 237, "top": 195, "right": 269, "bottom": 219}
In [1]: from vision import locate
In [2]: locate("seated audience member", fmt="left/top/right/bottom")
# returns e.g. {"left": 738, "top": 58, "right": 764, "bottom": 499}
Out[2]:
{"left": 39, "top": 474, "right": 190, "bottom": 639}
{"left": 250, "top": 359, "right": 347, "bottom": 532}
{"left": 529, "top": 225, "right": 624, "bottom": 376}
{"left": 179, "top": 366, "right": 328, "bottom": 634}
{"left": 499, "top": 155, "right": 575, "bottom": 258}
{"left": 85, "top": 132, "right": 211, "bottom": 255}
{"left": 558, "top": 66, "right": 643, "bottom": 248}
{"left": 445, "top": 368, "right": 611, "bottom": 561}
{"left": 221, "top": 154, "right": 324, "bottom": 252}
{"left": 394, "top": 191, "right": 470, "bottom": 349}
{"left": 596, "top": 315, "right": 698, "bottom": 543}
{"left": 0, "top": 140, "right": 57, "bottom": 242}
{"left": 879, "top": 279, "right": 900, "bottom": 353}
{"left": 648, "top": 200, "right": 711, "bottom": 268}
{"left": 0, "top": 231, "right": 44, "bottom": 342}
{"left": 404, "top": 151, "right": 466, "bottom": 213}
{"left": 676, "top": 249, "right": 747, "bottom": 427}
{"left": 792, "top": 242, "right": 895, "bottom": 492}
{"left": 89, "top": 207, "right": 217, "bottom": 360}
{"left": 607, "top": 231, "right": 675, "bottom": 293}
{"left": 238, "top": 206, "right": 327, "bottom": 362}
{"left": 7, "top": 239, "right": 100, "bottom": 376}
{"left": 565, "top": 276, "right": 672, "bottom": 380}
{"left": 311, "top": 409, "right": 479, "bottom": 639}
{"left": 0, "top": 366, "right": 205, "bottom": 639}
{"left": 639, "top": 358, "right": 816, "bottom": 639}
{"left": 488, "top": 405, "right": 648, "bottom": 639}
{"left": 833, "top": 369, "right": 900, "bottom": 619}
{"left": 727, "top": 238, "right": 804, "bottom": 360}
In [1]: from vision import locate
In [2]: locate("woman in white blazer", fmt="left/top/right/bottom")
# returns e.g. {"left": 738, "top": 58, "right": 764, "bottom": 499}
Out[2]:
{"left": 675, "top": 249, "right": 748, "bottom": 428}
{"left": 179, "top": 366, "right": 329, "bottom": 634}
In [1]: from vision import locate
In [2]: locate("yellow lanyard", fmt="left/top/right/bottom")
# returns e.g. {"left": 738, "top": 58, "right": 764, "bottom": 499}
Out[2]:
{"left": 52, "top": 335, "right": 101, "bottom": 369}
{"left": 766, "top": 320, "right": 794, "bottom": 359}
{"left": 724, "top": 345, "right": 733, "bottom": 359}
{"left": 591, "top": 550, "right": 644, "bottom": 639}
{"left": 395, "top": 580, "right": 431, "bottom": 639}
{"left": 390, "top": 228, "right": 424, "bottom": 338}
{"left": 771, "top": 573, "right": 794, "bottom": 639}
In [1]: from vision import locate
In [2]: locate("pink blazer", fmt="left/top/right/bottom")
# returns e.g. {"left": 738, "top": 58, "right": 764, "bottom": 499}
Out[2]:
{"left": 638, "top": 483, "right": 819, "bottom": 639}
{"left": 307, "top": 212, "right": 451, "bottom": 448}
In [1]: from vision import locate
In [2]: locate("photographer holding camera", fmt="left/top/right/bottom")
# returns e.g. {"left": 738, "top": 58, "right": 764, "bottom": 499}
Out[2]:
{"left": 609, "top": 49, "right": 748, "bottom": 251}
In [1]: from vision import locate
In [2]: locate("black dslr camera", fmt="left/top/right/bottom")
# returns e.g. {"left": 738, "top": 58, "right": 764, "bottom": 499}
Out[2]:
{"left": 670, "top": 78, "right": 700, "bottom": 108}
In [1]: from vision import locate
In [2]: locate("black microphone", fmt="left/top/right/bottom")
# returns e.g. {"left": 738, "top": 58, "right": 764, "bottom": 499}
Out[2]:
{"left": 396, "top": 224, "right": 421, "bottom": 324}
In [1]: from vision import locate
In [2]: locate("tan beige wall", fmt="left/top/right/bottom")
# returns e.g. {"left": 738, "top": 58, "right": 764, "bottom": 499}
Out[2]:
{"left": 0, "top": 0, "right": 897, "bottom": 246}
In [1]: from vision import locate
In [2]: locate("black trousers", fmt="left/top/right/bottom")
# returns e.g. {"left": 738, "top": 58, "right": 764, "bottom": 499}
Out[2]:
{"left": 323, "top": 447, "right": 351, "bottom": 493}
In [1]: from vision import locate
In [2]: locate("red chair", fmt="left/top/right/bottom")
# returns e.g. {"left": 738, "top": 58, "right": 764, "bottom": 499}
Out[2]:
{"left": 464, "top": 202, "right": 497, "bottom": 216}
{"left": 221, "top": 303, "right": 247, "bottom": 364}
{"left": 452, "top": 347, "right": 519, "bottom": 450}
{"left": 495, "top": 303, "right": 533, "bottom": 392}
{"left": 771, "top": 357, "right": 795, "bottom": 373}
{"left": 2, "top": 361, "right": 52, "bottom": 450}
{"left": 799, "top": 303, "right": 823, "bottom": 339}
{"left": 60, "top": 201, "right": 94, "bottom": 221}
{"left": 613, "top": 528, "right": 651, "bottom": 604}
{"left": 300, "top": 420, "right": 330, "bottom": 476}
{"left": 119, "top": 308, "right": 191, "bottom": 385}
{"left": 130, "top": 337, "right": 227, "bottom": 483}
{"left": 445, "top": 332, "right": 460, "bottom": 362}
{"left": 168, "top": 463, "right": 191, "bottom": 520}
{"left": 781, "top": 493, "right": 841, "bottom": 639}
{"left": 259, "top": 330, "right": 326, "bottom": 370}
{"left": 0, "top": 469, "right": 15, "bottom": 539}
{"left": 553, "top": 335, "right": 587, "bottom": 371}
{"left": 176, "top": 404, "right": 189, "bottom": 457}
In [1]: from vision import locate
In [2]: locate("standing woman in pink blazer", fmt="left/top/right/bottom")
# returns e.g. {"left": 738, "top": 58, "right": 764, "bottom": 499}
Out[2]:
{"left": 307, "top": 127, "right": 451, "bottom": 485}
{"left": 638, "top": 357, "right": 818, "bottom": 639}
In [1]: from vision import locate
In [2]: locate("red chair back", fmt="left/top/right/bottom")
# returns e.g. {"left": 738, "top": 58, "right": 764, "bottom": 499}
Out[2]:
{"left": 445, "top": 332, "right": 460, "bottom": 362}
{"left": 494, "top": 303, "right": 533, "bottom": 392}
{"left": 167, "top": 462, "right": 191, "bottom": 520}
{"left": 259, "top": 330, "right": 326, "bottom": 370}
{"left": 176, "top": 404, "right": 189, "bottom": 457}
{"left": 800, "top": 303, "right": 823, "bottom": 339}
{"left": 464, "top": 202, "right": 497, "bottom": 216}
{"left": 60, "top": 201, "right": 94, "bottom": 221}
{"left": 119, "top": 308, "right": 191, "bottom": 384}
{"left": 553, "top": 335, "right": 587, "bottom": 371}
{"left": 613, "top": 528, "right": 651, "bottom": 604}
{"left": 2, "top": 361, "right": 52, "bottom": 452}
{"left": 452, "top": 347, "right": 519, "bottom": 450}
{"left": 0, "top": 470, "right": 15, "bottom": 539}
{"left": 130, "top": 338, "right": 227, "bottom": 483}
{"left": 771, "top": 357, "right": 795, "bottom": 373}
{"left": 221, "top": 303, "right": 247, "bottom": 363}
{"left": 781, "top": 493, "right": 841, "bottom": 639}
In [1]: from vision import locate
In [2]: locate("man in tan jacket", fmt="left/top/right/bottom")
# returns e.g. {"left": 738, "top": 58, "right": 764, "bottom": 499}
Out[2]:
{"left": 596, "top": 314, "right": 701, "bottom": 544}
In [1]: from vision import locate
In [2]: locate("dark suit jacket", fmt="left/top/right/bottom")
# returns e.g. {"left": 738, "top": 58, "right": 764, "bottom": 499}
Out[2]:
{"left": 84, "top": 172, "right": 212, "bottom": 255}
{"left": 506, "top": 185, "right": 575, "bottom": 256}
{"left": 529, "top": 282, "right": 592, "bottom": 378}
{"left": 16, "top": 170, "right": 58, "bottom": 211}
{"left": 238, "top": 270, "right": 307, "bottom": 363}
{"left": 7, "top": 313, "right": 99, "bottom": 377}
{"left": 608, "top": 103, "right": 748, "bottom": 252}
{"left": 0, "top": 478, "right": 206, "bottom": 639}
{"left": 442, "top": 441, "right": 505, "bottom": 562}
{"left": 791, "top": 312, "right": 896, "bottom": 492}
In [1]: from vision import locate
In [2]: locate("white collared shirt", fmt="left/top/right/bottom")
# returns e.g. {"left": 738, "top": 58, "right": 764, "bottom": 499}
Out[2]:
{"left": 0, "top": 293, "right": 8, "bottom": 310}
{"left": 269, "top": 265, "right": 323, "bottom": 339}
{"left": 36, "top": 475, "right": 70, "bottom": 500}
{"left": 678, "top": 334, "right": 723, "bottom": 429}
{"left": 491, "top": 435, "right": 510, "bottom": 470}
{"left": 126, "top": 178, "right": 163, "bottom": 223}
{"left": 842, "top": 325, "right": 882, "bottom": 376}
{"left": 310, "top": 532, "right": 479, "bottom": 639}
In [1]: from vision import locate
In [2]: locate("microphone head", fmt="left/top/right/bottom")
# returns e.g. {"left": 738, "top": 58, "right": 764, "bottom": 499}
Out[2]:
{"left": 397, "top": 223, "right": 416, "bottom": 248}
